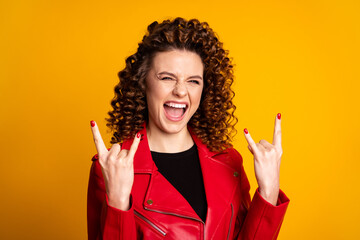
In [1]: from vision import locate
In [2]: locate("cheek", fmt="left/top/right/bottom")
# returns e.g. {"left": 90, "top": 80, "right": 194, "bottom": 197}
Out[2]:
{"left": 146, "top": 87, "right": 164, "bottom": 111}
{"left": 147, "top": 83, "right": 166, "bottom": 98}
{"left": 192, "top": 88, "right": 203, "bottom": 106}
{"left": 145, "top": 90, "right": 155, "bottom": 110}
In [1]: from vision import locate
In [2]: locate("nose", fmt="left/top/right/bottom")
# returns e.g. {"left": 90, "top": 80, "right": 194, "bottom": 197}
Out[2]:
{"left": 172, "top": 82, "right": 188, "bottom": 97}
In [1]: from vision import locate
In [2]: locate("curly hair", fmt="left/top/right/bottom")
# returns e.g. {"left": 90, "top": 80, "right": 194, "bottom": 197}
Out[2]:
{"left": 105, "top": 17, "right": 237, "bottom": 152}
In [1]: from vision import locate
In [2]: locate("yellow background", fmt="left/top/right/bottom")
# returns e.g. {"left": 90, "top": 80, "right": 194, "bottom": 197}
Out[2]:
{"left": 1, "top": 0, "right": 359, "bottom": 239}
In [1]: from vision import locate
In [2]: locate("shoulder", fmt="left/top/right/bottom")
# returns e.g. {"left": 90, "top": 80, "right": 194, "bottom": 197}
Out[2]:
{"left": 211, "top": 147, "right": 244, "bottom": 171}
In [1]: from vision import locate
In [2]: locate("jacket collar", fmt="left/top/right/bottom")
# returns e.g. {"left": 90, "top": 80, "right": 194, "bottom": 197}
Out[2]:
{"left": 122, "top": 122, "right": 240, "bottom": 237}
{"left": 121, "top": 123, "right": 154, "bottom": 173}
{"left": 121, "top": 121, "right": 228, "bottom": 173}
{"left": 122, "top": 122, "right": 239, "bottom": 224}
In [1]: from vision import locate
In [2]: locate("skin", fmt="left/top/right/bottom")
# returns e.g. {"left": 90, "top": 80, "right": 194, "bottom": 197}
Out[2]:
{"left": 90, "top": 49, "right": 282, "bottom": 210}
{"left": 145, "top": 50, "right": 204, "bottom": 153}
{"left": 90, "top": 122, "right": 140, "bottom": 210}
{"left": 244, "top": 115, "right": 282, "bottom": 205}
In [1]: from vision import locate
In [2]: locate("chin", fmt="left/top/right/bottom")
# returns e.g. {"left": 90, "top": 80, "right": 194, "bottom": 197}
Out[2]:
{"left": 161, "top": 121, "right": 188, "bottom": 134}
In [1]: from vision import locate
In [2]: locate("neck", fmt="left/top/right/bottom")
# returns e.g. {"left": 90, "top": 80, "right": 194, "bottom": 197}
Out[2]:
{"left": 146, "top": 123, "right": 194, "bottom": 153}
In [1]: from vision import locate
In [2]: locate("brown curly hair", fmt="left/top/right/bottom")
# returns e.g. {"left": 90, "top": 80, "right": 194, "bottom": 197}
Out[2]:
{"left": 105, "top": 17, "right": 237, "bottom": 152}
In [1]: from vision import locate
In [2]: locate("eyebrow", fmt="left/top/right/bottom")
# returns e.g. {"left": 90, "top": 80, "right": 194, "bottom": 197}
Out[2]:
{"left": 157, "top": 71, "right": 203, "bottom": 80}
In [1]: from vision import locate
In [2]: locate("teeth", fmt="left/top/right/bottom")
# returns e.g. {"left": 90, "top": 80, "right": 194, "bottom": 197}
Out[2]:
{"left": 165, "top": 102, "right": 187, "bottom": 108}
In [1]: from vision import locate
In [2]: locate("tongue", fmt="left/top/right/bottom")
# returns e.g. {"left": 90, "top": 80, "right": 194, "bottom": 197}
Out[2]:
{"left": 164, "top": 105, "right": 184, "bottom": 118}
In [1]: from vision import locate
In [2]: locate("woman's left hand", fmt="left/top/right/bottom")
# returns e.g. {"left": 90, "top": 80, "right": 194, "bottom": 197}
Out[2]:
{"left": 243, "top": 113, "right": 283, "bottom": 206}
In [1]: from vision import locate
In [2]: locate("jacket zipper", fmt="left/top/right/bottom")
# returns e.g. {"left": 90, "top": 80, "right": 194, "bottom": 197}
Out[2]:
{"left": 227, "top": 204, "right": 234, "bottom": 240}
{"left": 144, "top": 207, "right": 206, "bottom": 239}
{"left": 134, "top": 209, "right": 167, "bottom": 236}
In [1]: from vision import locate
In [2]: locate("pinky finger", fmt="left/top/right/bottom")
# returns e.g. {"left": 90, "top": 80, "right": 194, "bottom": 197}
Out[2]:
{"left": 244, "top": 128, "right": 258, "bottom": 154}
{"left": 128, "top": 132, "right": 141, "bottom": 160}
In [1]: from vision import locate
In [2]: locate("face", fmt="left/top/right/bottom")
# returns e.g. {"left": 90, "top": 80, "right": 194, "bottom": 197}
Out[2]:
{"left": 145, "top": 49, "right": 204, "bottom": 135}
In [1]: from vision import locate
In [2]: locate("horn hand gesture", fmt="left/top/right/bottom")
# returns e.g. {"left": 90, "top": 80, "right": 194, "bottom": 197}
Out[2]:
{"left": 90, "top": 120, "right": 141, "bottom": 211}
{"left": 244, "top": 113, "right": 283, "bottom": 206}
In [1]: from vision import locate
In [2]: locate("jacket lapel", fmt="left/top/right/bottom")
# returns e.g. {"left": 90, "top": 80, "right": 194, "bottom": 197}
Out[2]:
{"left": 122, "top": 124, "right": 200, "bottom": 220}
{"left": 189, "top": 128, "right": 240, "bottom": 236}
{"left": 122, "top": 123, "right": 240, "bottom": 234}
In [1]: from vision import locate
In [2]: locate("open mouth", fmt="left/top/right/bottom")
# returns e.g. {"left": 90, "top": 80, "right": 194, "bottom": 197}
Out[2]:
{"left": 163, "top": 102, "right": 188, "bottom": 120}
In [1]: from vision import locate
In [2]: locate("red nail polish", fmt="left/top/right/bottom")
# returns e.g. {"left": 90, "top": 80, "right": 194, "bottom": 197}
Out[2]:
{"left": 137, "top": 132, "right": 141, "bottom": 138}
{"left": 277, "top": 113, "right": 281, "bottom": 120}
{"left": 244, "top": 128, "right": 248, "bottom": 134}
{"left": 90, "top": 120, "right": 95, "bottom": 127}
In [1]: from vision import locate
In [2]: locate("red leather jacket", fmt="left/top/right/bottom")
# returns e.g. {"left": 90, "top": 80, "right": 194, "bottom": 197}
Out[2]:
{"left": 87, "top": 125, "right": 290, "bottom": 239}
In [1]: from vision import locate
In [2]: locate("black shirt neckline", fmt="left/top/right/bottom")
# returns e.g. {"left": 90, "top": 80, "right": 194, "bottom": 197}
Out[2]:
{"left": 150, "top": 144, "right": 197, "bottom": 157}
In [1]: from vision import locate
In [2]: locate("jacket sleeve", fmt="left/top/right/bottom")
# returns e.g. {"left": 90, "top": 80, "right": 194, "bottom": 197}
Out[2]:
{"left": 231, "top": 149, "right": 290, "bottom": 240}
{"left": 87, "top": 154, "right": 137, "bottom": 240}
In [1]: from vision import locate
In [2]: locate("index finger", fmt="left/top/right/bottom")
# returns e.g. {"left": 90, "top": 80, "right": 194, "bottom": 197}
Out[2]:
{"left": 90, "top": 120, "right": 108, "bottom": 155}
{"left": 272, "top": 113, "right": 282, "bottom": 147}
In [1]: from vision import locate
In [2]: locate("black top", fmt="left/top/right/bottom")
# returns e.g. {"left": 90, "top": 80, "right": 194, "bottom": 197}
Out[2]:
{"left": 151, "top": 144, "right": 208, "bottom": 222}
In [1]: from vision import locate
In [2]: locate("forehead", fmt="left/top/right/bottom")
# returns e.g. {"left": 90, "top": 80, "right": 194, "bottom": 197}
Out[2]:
{"left": 150, "top": 50, "right": 204, "bottom": 75}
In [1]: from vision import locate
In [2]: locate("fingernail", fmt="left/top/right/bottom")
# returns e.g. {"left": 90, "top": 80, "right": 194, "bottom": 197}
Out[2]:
{"left": 244, "top": 128, "right": 248, "bottom": 134}
{"left": 90, "top": 120, "right": 95, "bottom": 127}
{"left": 277, "top": 113, "right": 281, "bottom": 120}
{"left": 137, "top": 132, "right": 141, "bottom": 138}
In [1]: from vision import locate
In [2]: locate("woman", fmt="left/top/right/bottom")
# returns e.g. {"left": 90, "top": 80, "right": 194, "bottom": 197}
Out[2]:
{"left": 87, "top": 17, "right": 289, "bottom": 240}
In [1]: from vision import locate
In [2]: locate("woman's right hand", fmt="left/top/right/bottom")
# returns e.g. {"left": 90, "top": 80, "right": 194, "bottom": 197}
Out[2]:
{"left": 90, "top": 120, "right": 141, "bottom": 211}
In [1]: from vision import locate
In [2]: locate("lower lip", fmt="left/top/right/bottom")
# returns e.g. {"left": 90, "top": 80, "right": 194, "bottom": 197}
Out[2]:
{"left": 164, "top": 106, "right": 188, "bottom": 122}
